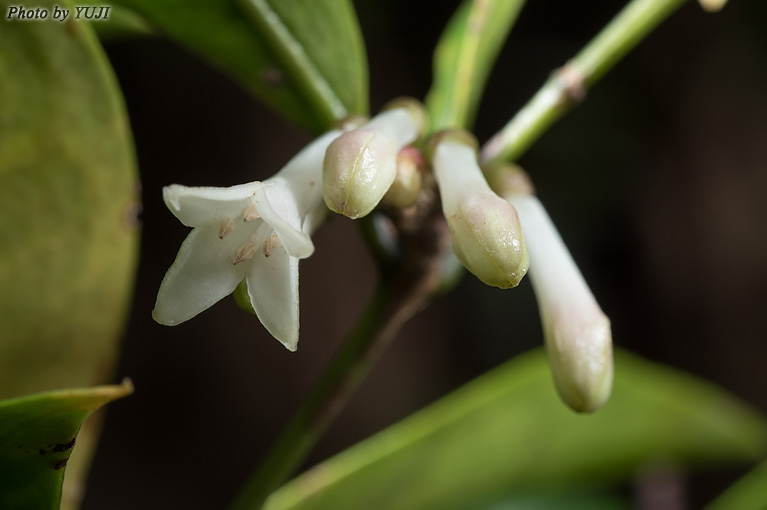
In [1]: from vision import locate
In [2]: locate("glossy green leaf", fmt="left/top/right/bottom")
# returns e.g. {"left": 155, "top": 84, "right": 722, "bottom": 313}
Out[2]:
{"left": 111, "top": 0, "right": 368, "bottom": 132}
{"left": 264, "top": 349, "right": 767, "bottom": 510}
{"left": 0, "top": 381, "right": 133, "bottom": 510}
{"left": 705, "top": 460, "right": 767, "bottom": 510}
{"left": 426, "top": 0, "right": 526, "bottom": 131}
{"left": 0, "top": 1, "right": 139, "bottom": 505}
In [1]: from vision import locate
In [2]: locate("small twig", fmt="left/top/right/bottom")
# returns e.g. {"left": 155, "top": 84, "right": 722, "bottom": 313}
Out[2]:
{"left": 230, "top": 192, "right": 450, "bottom": 510}
{"left": 480, "top": 0, "right": 690, "bottom": 165}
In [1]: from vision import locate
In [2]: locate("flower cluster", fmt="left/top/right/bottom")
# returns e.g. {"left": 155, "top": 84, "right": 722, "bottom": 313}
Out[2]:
{"left": 153, "top": 100, "right": 426, "bottom": 351}
{"left": 154, "top": 99, "right": 613, "bottom": 411}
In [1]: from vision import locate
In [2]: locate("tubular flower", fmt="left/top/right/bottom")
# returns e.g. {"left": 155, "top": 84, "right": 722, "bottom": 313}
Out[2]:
{"left": 152, "top": 130, "right": 341, "bottom": 351}
{"left": 493, "top": 166, "right": 613, "bottom": 412}
{"left": 323, "top": 98, "right": 425, "bottom": 219}
{"left": 430, "top": 131, "right": 529, "bottom": 289}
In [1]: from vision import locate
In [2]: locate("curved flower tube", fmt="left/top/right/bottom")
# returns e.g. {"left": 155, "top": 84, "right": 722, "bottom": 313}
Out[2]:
{"left": 497, "top": 172, "right": 613, "bottom": 412}
{"left": 431, "top": 132, "right": 529, "bottom": 289}
{"left": 153, "top": 130, "right": 341, "bottom": 351}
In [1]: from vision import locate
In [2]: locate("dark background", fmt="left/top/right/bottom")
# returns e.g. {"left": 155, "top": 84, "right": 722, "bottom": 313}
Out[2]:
{"left": 84, "top": 1, "right": 767, "bottom": 508}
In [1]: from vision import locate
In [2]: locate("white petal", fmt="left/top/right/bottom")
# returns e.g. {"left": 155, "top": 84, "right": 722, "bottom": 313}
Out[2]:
{"left": 256, "top": 183, "right": 314, "bottom": 259}
{"left": 163, "top": 182, "right": 262, "bottom": 227}
{"left": 247, "top": 245, "right": 300, "bottom": 351}
{"left": 301, "top": 200, "right": 329, "bottom": 236}
{"left": 276, "top": 130, "right": 341, "bottom": 194}
{"left": 152, "top": 220, "right": 252, "bottom": 325}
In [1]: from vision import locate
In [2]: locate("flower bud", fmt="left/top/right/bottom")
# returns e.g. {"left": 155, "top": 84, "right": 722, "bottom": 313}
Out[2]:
{"left": 430, "top": 131, "right": 529, "bottom": 289}
{"left": 506, "top": 191, "right": 613, "bottom": 413}
{"left": 698, "top": 0, "right": 727, "bottom": 12}
{"left": 383, "top": 146, "right": 425, "bottom": 208}
{"left": 484, "top": 162, "right": 535, "bottom": 198}
{"left": 323, "top": 99, "right": 426, "bottom": 219}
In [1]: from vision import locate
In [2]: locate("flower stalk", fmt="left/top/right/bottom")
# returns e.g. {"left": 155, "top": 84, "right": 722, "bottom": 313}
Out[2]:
{"left": 231, "top": 195, "right": 450, "bottom": 510}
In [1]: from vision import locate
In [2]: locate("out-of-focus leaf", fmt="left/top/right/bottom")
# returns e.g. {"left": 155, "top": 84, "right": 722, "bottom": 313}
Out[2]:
{"left": 426, "top": 0, "right": 526, "bottom": 131}
{"left": 111, "top": 0, "right": 368, "bottom": 132}
{"left": 474, "top": 490, "right": 631, "bottom": 510}
{"left": 705, "top": 460, "right": 767, "bottom": 510}
{"left": 0, "top": 381, "right": 133, "bottom": 510}
{"left": 264, "top": 349, "right": 767, "bottom": 510}
{"left": 0, "top": 1, "right": 139, "bottom": 506}
{"left": 78, "top": 2, "right": 155, "bottom": 40}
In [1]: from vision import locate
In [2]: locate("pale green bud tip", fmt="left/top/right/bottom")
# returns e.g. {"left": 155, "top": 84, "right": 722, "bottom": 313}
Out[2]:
{"left": 322, "top": 128, "right": 397, "bottom": 219}
{"left": 383, "top": 146, "right": 425, "bottom": 208}
{"left": 546, "top": 311, "right": 613, "bottom": 413}
{"left": 698, "top": 0, "right": 727, "bottom": 12}
{"left": 431, "top": 132, "right": 529, "bottom": 289}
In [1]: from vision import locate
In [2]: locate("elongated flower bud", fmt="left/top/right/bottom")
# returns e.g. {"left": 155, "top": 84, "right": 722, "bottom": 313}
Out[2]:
{"left": 493, "top": 166, "right": 612, "bottom": 413}
{"left": 430, "top": 132, "right": 529, "bottom": 289}
{"left": 323, "top": 98, "right": 426, "bottom": 219}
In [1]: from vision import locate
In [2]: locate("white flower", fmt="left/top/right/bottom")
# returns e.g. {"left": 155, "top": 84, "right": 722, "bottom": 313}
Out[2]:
{"left": 507, "top": 192, "right": 613, "bottom": 413}
{"left": 323, "top": 99, "right": 425, "bottom": 219}
{"left": 152, "top": 130, "right": 341, "bottom": 351}
{"left": 431, "top": 132, "right": 529, "bottom": 289}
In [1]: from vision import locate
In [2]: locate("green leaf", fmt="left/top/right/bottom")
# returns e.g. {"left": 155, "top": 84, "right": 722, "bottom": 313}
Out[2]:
{"left": 0, "top": 381, "right": 133, "bottom": 510}
{"left": 0, "top": 0, "right": 138, "bottom": 403}
{"left": 474, "top": 490, "right": 631, "bottom": 510}
{"left": 264, "top": 349, "right": 767, "bottom": 510}
{"left": 705, "top": 460, "right": 767, "bottom": 510}
{"left": 0, "top": 1, "right": 139, "bottom": 505}
{"left": 112, "top": 0, "right": 368, "bottom": 132}
{"left": 426, "top": 0, "right": 526, "bottom": 131}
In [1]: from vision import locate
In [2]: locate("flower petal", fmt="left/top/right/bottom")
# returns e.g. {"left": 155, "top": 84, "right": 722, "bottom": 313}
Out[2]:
{"left": 246, "top": 245, "right": 300, "bottom": 351}
{"left": 276, "top": 130, "right": 341, "bottom": 206}
{"left": 152, "top": 220, "right": 252, "bottom": 325}
{"left": 163, "top": 182, "right": 262, "bottom": 227}
{"left": 256, "top": 183, "right": 315, "bottom": 259}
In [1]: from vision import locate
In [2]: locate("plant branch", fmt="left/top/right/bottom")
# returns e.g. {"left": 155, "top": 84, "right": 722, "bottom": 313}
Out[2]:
{"left": 480, "top": 0, "right": 690, "bottom": 165}
{"left": 230, "top": 192, "right": 450, "bottom": 510}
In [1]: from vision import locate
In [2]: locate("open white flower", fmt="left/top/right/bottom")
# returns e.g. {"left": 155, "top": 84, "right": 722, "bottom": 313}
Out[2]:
{"left": 153, "top": 130, "right": 341, "bottom": 351}
{"left": 431, "top": 132, "right": 529, "bottom": 289}
{"left": 507, "top": 189, "right": 613, "bottom": 413}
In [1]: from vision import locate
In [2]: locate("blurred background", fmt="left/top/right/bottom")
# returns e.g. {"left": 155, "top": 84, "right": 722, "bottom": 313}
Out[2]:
{"left": 83, "top": 0, "right": 767, "bottom": 508}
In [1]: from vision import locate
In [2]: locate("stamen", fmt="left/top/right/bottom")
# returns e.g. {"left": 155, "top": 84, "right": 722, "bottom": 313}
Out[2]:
{"left": 243, "top": 202, "right": 260, "bottom": 222}
{"left": 218, "top": 218, "right": 235, "bottom": 239}
{"left": 233, "top": 242, "right": 255, "bottom": 265}
{"left": 262, "top": 232, "right": 283, "bottom": 258}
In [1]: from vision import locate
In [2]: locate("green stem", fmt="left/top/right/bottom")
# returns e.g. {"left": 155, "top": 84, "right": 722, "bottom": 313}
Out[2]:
{"left": 230, "top": 250, "right": 442, "bottom": 510}
{"left": 480, "top": 0, "right": 690, "bottom": 165}
{"left": 229, "top": 282, "right": 391, "bottom": 510}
